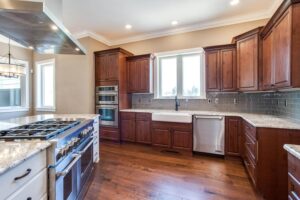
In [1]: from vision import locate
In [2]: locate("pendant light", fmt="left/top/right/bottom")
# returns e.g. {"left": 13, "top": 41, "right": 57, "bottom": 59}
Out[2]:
{"left": 0, "top": 39, "right": 26, "bottom": 78}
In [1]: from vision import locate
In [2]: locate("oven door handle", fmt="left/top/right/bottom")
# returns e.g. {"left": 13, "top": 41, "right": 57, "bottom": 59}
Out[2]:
{"left": 77, "top": 140, "right": 94, "bottom": 155}
{"left": 56, "top": 154, "right": 81, "bottom": 177}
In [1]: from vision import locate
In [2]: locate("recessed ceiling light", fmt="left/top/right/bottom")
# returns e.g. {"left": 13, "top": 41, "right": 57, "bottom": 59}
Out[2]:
{"left": 51, "top": 25, "right": 58, "bottom": 31}
{"left": 230, "top": 0, "right": 240, "bottom": 6}
{"left": 171, "top": 20, "right": 178, "bottom": 26}
{"left": 125, "top": 24, "right": 132, "bottom": 30}
{"left": 28, "top": 46, "right": 34, "bottom": 50}
{"left": 75, "top": 48, "right": 80, "bottom": 51}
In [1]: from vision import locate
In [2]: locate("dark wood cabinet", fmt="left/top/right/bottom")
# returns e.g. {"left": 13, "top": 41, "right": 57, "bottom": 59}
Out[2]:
{"left": 235, "top": 27, "right": 263, "bottom": 91}
{"left": 120, "top": 112, "right": 136, "bottom": 142}
{"left": 261, "top": 2, "right": 300, "bottom": 90}
{"left": 225, "top": 117, "right": 242, "bottom": 157}
{"left": 204, "top": 44, "right": 237, "bottom": 92}
{"left": 120, "top": 112, "right": 151, "bottom": 144}
{"left": 136, "top": 113, "right": 152, "bottom": 144}
{"left": 152, "top": 122, "right": 192, "bottom": 151}
{"left": 287, "top": 153, "right": 300, "bottom": 200}
{"left": 100, "top": 127, "right": 120, "bottom": 141}
{"left": 127, "top": 54, "right": 153, "bottom": 93}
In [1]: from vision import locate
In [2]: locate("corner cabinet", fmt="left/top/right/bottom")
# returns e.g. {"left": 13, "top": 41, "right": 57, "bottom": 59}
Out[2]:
{"left": 235, "top": 27, "right": 263, "bottom": 92}
{"left": 261, "top": 3, "right": 300, "bottom": 90}
{"left": 126, "top": 54, "right": 153, "bottom": 93}
{"left": 204, "top": 44, "right": 237, "bottom": 92}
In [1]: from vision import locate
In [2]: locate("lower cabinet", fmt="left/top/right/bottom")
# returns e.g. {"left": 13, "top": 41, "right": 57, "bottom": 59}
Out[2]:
{"left": 152, "top": 121, "right": 193, "bottom": 151}
{"left": 120, "top": 112, "right": 151, "bottom": 144}
{"left": 287, "top": 153, "right": 300, "bottom": 200}
{"left": 225, "top": 117, "right": 242, "bottom": 156}
{"left": 100, "top": 126, "right": 120, "bottom": 141}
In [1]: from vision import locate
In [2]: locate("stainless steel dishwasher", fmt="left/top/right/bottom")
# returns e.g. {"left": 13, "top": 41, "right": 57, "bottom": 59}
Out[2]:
{"left": 193, "top": 115, "right": 225, "bottom": 155}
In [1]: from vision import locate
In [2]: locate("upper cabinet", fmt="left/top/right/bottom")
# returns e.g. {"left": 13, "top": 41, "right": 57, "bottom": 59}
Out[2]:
{"left": 235, "top": 27, "right": 263, "bottom": 92}
{"left": 204, "top": 44, "right": 237, "bottom": 92}
{"left": 261, "top": 2, "right": 300, "bottom": 90}
{"left": 126, "top": 54, "right": 153, "bottom": 93}
{"left": 94, "top": 48, "right": 133, "bottom": 83}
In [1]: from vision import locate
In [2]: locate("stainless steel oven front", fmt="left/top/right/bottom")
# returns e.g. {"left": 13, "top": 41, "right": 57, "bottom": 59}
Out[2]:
{"left": 51, "top": 137, "right": 94, "bottom": 200}
{"left": 96, "top": 92, "right": 118, "bottom": 105}
{"left": 96, "top": 105, "right": 118, "bottom": 127}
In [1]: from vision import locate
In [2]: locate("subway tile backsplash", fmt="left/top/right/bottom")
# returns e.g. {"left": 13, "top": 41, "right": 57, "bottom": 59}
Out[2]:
{"left": 132, "top": 91, "right": 300, "bottom": 120}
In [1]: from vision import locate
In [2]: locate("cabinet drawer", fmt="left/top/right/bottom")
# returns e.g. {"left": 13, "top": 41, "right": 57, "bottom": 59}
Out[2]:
{"left": 288, "top": 154, "right": 300, "bottom": 184}
{"left": 243, "top": 121, "right": 256, "bottom": 139}
{"left": 244, "top": 147, "right": 257, "bottom": 185}
{"left": 136, "top": 113, "right": 151, "bottom": 120}
{"left": 245, "top": 133, "right": 256, "bottom": 161}
{"left": 120, "top": 112, "right": 136, "bottom": 120}
{"left": 7, "top": 168, "right": 47, "bottom": 200}
{"left": 100, "top": 127, "right": 119, "bottom": 141}
{"left": 0, "top": 150, "right": 46, "bottom": 200}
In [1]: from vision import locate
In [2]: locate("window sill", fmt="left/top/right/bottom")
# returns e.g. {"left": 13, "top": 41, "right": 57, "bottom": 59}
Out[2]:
{"left": 0, "top": 107, "right": 30, "bottom": 113}
{"left": 35, "top": 107, "right": 56, "bottom": 112}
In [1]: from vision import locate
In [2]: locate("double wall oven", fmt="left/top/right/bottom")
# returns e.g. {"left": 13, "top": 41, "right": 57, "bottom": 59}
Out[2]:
{"left": 96, "top": 86, "right": 119, "bottom": 127}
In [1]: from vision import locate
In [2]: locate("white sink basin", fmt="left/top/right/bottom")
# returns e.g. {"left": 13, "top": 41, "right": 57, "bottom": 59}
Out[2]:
{"left": 152, "top": 112, "right": 192, "bottom": 123}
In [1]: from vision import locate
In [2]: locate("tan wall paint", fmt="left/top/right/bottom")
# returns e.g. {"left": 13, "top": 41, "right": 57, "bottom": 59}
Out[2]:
{"left": 33, "top": 37, "right": 109, "bottom": 115}
{"left": 113, "top": 19, "right": 268, "bottom": 54}
{"left": 33, "top": 19, "right": 268, "bottom": 115}
{"left": 0, "top": 43, "right": 33, "bottom": 120}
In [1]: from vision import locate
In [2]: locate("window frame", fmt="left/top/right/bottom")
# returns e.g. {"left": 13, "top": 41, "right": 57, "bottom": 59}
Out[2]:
{"left": 35, "top": 59, "right": 56, "bottom": 112}
{"left": 0, "top": 57, "right": 29, "bottom": 113}
{"left": 154, "top": 48, "right": 206, "bottom": 100}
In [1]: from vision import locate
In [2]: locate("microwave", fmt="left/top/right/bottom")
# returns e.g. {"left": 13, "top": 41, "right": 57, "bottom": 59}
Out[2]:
{"left": 96, "top": 85, "right": 118, "bottom": 105}
{"left": 96, "top": 85, "right": 118, "bottom": 93}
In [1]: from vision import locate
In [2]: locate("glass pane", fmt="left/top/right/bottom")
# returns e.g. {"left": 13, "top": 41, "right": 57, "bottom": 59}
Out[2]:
{"left": 42, "top": 64, "right": 54, "bottom": 107}
{"left": 182, "top": 55, "right": 201, "bottom": 97}
{"left": 160, "top": 57, "right": 177, "bottom": 97}
{"left": 99, "top": 108, "right": 115, "bottom": 122}
{"left": 0, "top": 76, "right": 21, "bottom": 107}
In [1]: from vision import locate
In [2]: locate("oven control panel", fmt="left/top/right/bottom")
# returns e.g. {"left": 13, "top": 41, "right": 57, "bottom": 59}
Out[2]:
{"left": 56, "top": 124, "right": 94, "bottom": 162}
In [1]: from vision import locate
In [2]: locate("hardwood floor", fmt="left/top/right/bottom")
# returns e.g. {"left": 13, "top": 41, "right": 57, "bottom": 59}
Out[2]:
{"left": 84, "top": 142, "right": 261, "bottom": 200}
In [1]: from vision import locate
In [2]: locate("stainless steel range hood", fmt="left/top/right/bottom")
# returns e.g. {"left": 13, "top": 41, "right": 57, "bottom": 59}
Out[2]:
{"left": 0, "top": 0, "right": 86, "bottom": 55}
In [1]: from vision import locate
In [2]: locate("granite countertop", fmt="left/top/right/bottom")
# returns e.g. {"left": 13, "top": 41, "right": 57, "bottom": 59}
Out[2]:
{"left": 284, "top": 144, "right": 300, "bottom": 160}
{"left": 0, "top": 140, "right": 51, "bottom": 175}
{"left": 0, "top": 114, "right": 100, "bottom": 131}
{"left": 120, "top": 109, "right": 300, "bottom": 130}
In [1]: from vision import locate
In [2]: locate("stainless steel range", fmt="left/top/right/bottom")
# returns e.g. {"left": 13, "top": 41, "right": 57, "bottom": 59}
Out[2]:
{"left": 0, "top": 118, "right": 96, "bottom": 200}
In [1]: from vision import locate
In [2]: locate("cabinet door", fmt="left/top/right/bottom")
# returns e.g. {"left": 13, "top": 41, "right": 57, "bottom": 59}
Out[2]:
{"left": 273, "top": 9, "right": 292, "bottom": 88}
{"left": 206, "top": 51, "right": 220, "bottom": 91}
{"left": 120, "top": 113, "right": 136, "bottom": 142}
{"left": 172, "top": 130, "right": 192, "bottom": 151}
{"left": 152, "top": 128, "right": 171, "bottom": 148}
{"left": 220, "top": 48, "right": 237, "bottom": 91}
{"left": 106, "top": 53, "right": 119, "bottom": 80}
{"left": 237, "top": 35, "right": 258, "bottom": 91}
{"left": 136, "top": 119, "right": 151, "bottom": 144}
{"left": 225, "top": 117, "right": 241, "bottom": 156}
{"left": 95, "top": 55, "right": 108, "bottom": 81}
{"left": 139, "top": 58, "right": 150, "bottom": 92}
{"left": 262, "top": 31, "right": 274, "bottom": 90}
{"left": 127, "top": 60, "right": 138, "bottom": 92}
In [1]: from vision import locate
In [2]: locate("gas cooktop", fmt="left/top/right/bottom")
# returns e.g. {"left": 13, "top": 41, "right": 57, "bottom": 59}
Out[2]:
{"left": 0, "top": 118, "right": 82, "bottom": 140}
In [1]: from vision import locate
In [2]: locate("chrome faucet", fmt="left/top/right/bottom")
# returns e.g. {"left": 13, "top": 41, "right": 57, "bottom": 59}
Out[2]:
{"left": 175, "top": 96, "right": 180, "bottom": 111}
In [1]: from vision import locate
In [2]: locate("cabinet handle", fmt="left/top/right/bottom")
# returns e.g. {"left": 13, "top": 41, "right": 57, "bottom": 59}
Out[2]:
{"left": 14, "top": 168, "right": 31, "bottom": 181}
{"left": 291, "top": 191, "right": 300, "bottom": 200}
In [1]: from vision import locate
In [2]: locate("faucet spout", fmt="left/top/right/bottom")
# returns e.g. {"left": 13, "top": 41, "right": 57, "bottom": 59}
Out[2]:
{"left": 175, "top": 96, "right": 180, "bottom": 111}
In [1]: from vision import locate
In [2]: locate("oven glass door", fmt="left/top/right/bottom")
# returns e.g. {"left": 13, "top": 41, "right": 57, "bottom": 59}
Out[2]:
{"left": 96, "top": 106, "right": 118, "bottom": 126}
{"left": 96, "top": 94, "right": 118, "bottom": 104}
{"left": 78, "top": 140, "right": 94, "bottom": 190}
{"left": 55, "top": 155, "right": 80, "bottom": 200}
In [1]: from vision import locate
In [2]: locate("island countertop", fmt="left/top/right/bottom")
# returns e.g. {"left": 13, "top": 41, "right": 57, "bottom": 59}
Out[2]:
{"left": 0, "top": 140, "right": 51, "bottom": 175}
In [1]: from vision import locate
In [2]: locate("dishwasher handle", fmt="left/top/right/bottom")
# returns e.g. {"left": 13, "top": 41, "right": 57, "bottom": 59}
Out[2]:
{"left": 194, "top": 115, "right": 224, "bottom": 120}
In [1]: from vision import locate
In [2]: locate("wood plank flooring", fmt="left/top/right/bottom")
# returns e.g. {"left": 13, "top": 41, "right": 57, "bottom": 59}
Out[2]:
{"left": 84, "top": 142, "right": 261, "bottom": 200}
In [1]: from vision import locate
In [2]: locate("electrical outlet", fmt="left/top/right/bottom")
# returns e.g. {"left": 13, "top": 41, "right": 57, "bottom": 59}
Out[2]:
{"left": 208, "top": 99, "right": 212, "bottom": 103}
{"left": 215, "top": 98, "right": 219, "bottom": 104}
{"left": 285, "top": 99, "right": 288, "bottom": 107}
{"left": 233, "top": 98, "right": 238, "bottom": 105}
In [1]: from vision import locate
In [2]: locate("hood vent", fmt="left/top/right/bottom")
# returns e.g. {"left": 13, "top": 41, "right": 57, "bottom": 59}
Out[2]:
{"left": 0, "top": 0, "right": 86, "bottom": 55}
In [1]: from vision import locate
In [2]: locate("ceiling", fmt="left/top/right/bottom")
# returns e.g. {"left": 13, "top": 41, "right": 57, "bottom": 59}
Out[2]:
{"left": 62, "top": 0, "right": 283, "bottom": 46}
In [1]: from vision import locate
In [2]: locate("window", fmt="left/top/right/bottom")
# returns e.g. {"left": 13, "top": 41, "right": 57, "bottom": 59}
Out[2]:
{"left": 36, "top": 59, "right": 55, "bottom": 111}
{"left": 155, "top": 48, "right": 205, "bottom": 99}
{"left": 0, "top": 57, "right": 29, "bottom": 112}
